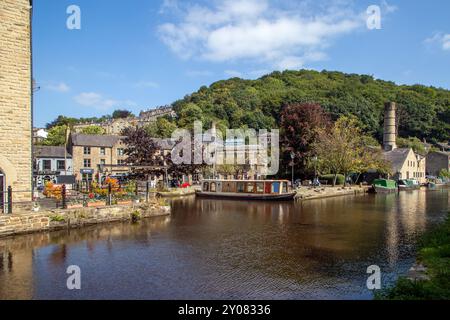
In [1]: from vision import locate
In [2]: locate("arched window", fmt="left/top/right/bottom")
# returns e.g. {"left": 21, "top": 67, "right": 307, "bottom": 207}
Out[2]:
{"left": 210, "top": 182, "right": 216, "bottom": 192}
{"left": 203, "top": 182, "right": 209, "bottom": 192}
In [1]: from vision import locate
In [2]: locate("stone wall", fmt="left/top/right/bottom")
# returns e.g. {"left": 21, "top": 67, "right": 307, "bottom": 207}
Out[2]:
{"left": 0, "top": 0, "right": 32, "bottom": 202}
{"left": 0, "top": 203, "right": 170, "bottom": 238}
{"left": 426, "top": 152, "right": 450, "bottom": 177}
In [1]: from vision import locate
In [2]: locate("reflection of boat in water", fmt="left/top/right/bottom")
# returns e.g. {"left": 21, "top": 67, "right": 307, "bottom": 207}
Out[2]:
{"left": 426, "top": 178, "right": 448, "bottom": 189}
{"left": 371, "top": 179, "right": 397, "bottom": 194}
{"left": 398, "top": 179, "right": 420, "bottom": 191}
{"left": 196, "top": 179, "right": 296, "bottom": 201}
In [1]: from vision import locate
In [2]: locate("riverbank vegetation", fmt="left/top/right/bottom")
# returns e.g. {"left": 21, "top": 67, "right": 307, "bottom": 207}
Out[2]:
{"left": 378, "top": 213, "right": 450, "bottom": 300}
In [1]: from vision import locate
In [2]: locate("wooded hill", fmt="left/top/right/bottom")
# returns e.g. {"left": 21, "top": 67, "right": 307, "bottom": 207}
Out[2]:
{"left": 172, "top": 69, "right": 450, "bottom": 143}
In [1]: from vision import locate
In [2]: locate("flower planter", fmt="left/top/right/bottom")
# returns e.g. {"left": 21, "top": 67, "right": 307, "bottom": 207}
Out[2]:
{"left": 87, "top": 202, "right": 105, "bottom": 208}
{"left": 67, "top": 204, "right": 83, "bottom": 209}
{"left": 117, "top": 200, "right": 133, "bottom": 206}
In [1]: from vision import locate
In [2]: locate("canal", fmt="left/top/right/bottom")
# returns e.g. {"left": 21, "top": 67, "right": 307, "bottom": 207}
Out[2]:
{"left": 0, "top": 189, "right": 448, "bottom": 300}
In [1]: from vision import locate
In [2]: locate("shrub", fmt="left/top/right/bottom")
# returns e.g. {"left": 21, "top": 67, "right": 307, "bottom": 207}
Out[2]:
{"left": 50, "top": 215, "right": 65, "bottom": 222}
{"left": 131, "top": 210, "right": 141, "bottom": 223}
{"left": 320, "top": 174, "right": 345, "bottom": 185}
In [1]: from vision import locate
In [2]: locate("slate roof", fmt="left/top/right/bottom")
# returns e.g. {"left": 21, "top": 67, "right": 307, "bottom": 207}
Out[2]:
{"left": 71, "top": 134, "right": 124, "bottom": 148}
{"left": 34, "top": 146, "right": 71, "bottom": 158}
{"left": 383, "top": 148, "right": 412, "bottom": 172}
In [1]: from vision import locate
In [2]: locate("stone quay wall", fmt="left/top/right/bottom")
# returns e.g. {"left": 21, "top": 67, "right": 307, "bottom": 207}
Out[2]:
{"left": 0, "top": 203, "right": 170, "bottom": 238}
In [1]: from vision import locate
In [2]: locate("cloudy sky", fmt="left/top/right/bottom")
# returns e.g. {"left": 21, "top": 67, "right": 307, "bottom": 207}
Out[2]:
{"left": 33, "top": 0, "right": 450, "bottom": 127}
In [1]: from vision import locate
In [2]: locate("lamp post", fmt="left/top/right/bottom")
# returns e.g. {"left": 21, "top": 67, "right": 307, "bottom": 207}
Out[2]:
{"left": 290, "top": 152, "right": 295, "bottom": 187}
{"left": 312, "top": 156, "right": 318, "bottom": 187}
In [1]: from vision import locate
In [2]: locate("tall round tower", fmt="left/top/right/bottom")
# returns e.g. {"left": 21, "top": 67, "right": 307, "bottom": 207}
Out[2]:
{"left": 383, "top": 102, "right": 397, "bottom": 151}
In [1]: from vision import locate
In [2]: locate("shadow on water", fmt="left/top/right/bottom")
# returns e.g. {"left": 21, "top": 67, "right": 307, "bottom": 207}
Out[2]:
{"left": 0, "top": 189, "right": 448, "bottom": 300}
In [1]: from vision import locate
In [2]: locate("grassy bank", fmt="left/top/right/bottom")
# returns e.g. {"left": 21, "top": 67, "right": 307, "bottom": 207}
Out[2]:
{"left": 377, "top": 213, "right": 450, "bottom": 300}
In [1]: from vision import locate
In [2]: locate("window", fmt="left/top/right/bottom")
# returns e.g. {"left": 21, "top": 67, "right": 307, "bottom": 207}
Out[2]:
{"left": 83, "top": 159, "right": 91, "bottom": 168}
{"left": 210, "top": 183, "right": 217, "bottom": 192}
{"left": 272, "top": 182, "right": 280, "bottom": 193}
{"left": 246, "top": 183, "right": 255, "bottom": 193}
{"left": 57, "top": 160, "right": 65, "bottom": 170}
{"left": 100, "top": 147, "right": 106, "bottom": 156}
{"left": 117, "top": 148, "right": 125, "bottom": 156}
{"left": 203, "top": 182, "right": 209, "bottom": 191}
{"left": 256, "top": 182, "right": 264, "bottom": 193}
{"left": 84, "top": 147, "right": 91, "bottom": 155}
{"left": 43, "top": 160, "right": 51, "bottom": 171}
{"left": 82, "top": 173, "right": 93, "bottom": 182}
{"left": 237, "top": 182, "right": 245, "bottom": 193}
{"left": 100, "top": 159, "right": 106, "bottom": 165}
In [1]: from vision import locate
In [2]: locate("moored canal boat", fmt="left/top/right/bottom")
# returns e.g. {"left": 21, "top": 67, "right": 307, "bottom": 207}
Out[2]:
{"left": 372, "top": 179, "right": 397, "bottom": 194}
{"left": 196, "top": 179, "right": 296, "bottom": 201}
{"left": 398, "top": 179, "right": 420, "bottom": 191}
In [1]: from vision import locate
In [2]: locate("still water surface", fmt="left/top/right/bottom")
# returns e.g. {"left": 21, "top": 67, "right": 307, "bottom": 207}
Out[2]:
{"left": 0, "top": 190, "right": 448, "bottom": 300}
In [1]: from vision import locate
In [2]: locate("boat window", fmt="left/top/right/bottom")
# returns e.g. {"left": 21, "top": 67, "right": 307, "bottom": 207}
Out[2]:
{"left": 203, "top": 182, "right": 209, "bottom": 192}
{"left": 272, "top": 182, "right": 280, "bottom": 193}
{"left": 282, "top": 182, "right": 288, "bottom": 193}
{"left": 256, "top": 182, "right": 264, "bottom": 193}
{"left": 246, "top": 183, "right": 255, "bottom": 193}
{"left": 237, "top": 182, "right": 245, "bottom": 193}
{"left": 210, "top": 182, "right": 216, "bottom": 192}
{"left": 265, "top": 182, "right": 272, "bottom": 194}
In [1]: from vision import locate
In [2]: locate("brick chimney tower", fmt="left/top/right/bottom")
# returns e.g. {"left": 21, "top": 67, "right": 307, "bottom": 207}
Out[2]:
{"left": 383, "top": 102, "right": 397, "bottom": 151}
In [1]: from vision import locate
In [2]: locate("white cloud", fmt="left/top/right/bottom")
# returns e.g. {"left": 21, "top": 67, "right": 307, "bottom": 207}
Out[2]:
{"left": 134, "top": 81, "right": 160, "bottom": 89}
{"left": 425, "top": 32, "right": 450, "bottom": 51}
{"left": 45, "top": 82, "right": 70, "bottom": 93}
{"left": 381, "top": 0, "right": 398, "bottom": 14}
{"left": 224, "top": 70, "right": 243, "bottom": 78}
{"left": 74, "top": 92, "right": 136, "bottom": 110}
{"left": 158, "top": 0, "right": 365, "bottom": 70}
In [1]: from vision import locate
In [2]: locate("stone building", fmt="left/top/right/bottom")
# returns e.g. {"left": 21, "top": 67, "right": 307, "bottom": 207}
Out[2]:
{"left": 426, "top": 151, "right": 450, "bottom": 177}
{"left": 33, "top": 146, "right": 73, "bottom": 187}
{"left": 68, "top": 134, "right": 129, "bottom": 184}
{"left": 382, "top": 102, "right": 426, "bottom": 183}
{"left": 73, "top": 106, "right": 176, "bottom": 136}
{"left": 384, "top": 148, "right": 427, "bottom": 183}
{"left": 0, "top": 0, "right": 33, "bottom": 207}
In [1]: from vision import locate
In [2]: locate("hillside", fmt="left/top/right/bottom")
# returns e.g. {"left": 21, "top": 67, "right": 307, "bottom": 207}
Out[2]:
{"left": 172, "top": 70, "right": 450, "bottom": 143}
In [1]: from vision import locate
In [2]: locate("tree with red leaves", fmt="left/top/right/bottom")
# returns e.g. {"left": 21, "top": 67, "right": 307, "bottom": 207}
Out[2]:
{"left": 122, "top": 126, "right": 166, "bottom": 179}
{"left": 280, "top": 103, "right": 330, "bottom": 177}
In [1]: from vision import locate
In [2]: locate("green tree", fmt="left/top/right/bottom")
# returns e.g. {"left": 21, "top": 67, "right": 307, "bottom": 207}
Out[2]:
{"left": 112, "top": 110, "right": 134, "bottom": 119}
{"left": 178, "top": 103, "right": 204, "bottom": 130}
{"left": 314, "top": 116, "right": 388, "bottom": 186}
{"left": 439, "top": 169, "right": 450, "bottom": 179}
{"left": 397, "top": 137, "right": 426, "bottom": 155}
{"left": 145, "top": 117, "right": 178, "bottom": 138}
{"left": 80, "top": 125, "right": 105, "bottom": 135}
{"left": 42, "top": 125, "right": 68, "bottom": 146}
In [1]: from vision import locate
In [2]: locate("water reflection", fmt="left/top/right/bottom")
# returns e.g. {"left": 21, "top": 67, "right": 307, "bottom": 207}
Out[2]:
{"left": 0, "top": 190, "right": 448, "bottom": 300}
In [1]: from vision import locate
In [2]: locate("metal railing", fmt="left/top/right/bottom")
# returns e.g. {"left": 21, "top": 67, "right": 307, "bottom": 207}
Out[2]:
{"left": 1, "top": 181, "right": 159, "bottom": 214}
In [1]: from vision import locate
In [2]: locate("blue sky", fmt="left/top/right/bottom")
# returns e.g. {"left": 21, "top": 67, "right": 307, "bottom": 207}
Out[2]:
{"left": 33, "top": 0, "right": 450, "bottom": 127}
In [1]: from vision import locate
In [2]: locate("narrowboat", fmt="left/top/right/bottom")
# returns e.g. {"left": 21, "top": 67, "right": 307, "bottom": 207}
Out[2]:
{"left": 196, "top": 180, "right": 296, "bottom": 201}
{"left": 398, "top": 179, "right": 420, "bottom": 191}
{"left": 372, "top": 179, "right": 397, "bottom": 194}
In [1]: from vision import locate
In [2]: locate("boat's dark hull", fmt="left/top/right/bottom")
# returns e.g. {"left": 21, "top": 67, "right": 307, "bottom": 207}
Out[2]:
{"left": 373, "top": 186, "right": 397, "bottom": 194}
{"left": 196, "top": 191, "right": 296, "bottom": 201}
{"left": 398, "top": 185, "right": 420, "bottom": 191}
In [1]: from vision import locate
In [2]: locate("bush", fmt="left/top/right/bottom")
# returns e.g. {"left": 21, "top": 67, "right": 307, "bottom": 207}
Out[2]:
{"left": 377, "top": 214, "right": 450, "bottom": 300}
{"left": 320, "top": 174, "right": 345, "bottom": 185}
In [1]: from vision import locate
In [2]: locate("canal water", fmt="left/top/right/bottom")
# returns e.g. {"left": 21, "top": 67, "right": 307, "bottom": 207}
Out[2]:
{"left": 0, "top": 189, "right": 448, "bottom": 300}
